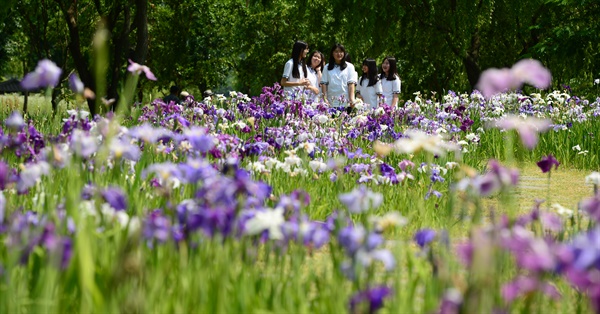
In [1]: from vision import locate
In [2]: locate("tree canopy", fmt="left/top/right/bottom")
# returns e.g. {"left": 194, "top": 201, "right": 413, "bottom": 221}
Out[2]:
{"left": 0, "top": 0, "right": 597, "bottom": 113}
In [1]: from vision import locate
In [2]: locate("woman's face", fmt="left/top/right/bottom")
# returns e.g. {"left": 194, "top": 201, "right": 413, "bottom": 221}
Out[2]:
{"left": 311, "top": 54, "right": 322, "bottom": 68}
{"left": 302, "top": 46, "right": 309, "bottom": 59}
{"left": 362, "top": 64, "right": 369, "bottom": 73}
{"left": 333, "top": 48, "right": 345, "bottom": 64}
{"left": 382, "top": 59, "right": 390, "bottom": 74}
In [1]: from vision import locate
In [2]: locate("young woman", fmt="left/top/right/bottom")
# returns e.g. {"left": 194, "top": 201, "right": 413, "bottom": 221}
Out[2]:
{"left": 357, "top": 58, "right": 383, "bottom": 109}
{"left": 379, "top": 56, "right": 402, "bottom": 107}
{"left": 306, "top": 50, "right": 325, "bottom": 99}
{"left": 280, "top": 41, "right": 311, "bottom": 94}
{"left": 320, "top": 43, "right": 357, "bottom": 107}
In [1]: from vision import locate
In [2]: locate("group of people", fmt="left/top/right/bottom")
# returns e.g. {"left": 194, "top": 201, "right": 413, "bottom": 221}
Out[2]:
{"left": 163, "top": 85, "right": 213, "bottom": 104}
{"left": 280, "top": 41, "right": 401, "bottom": 109}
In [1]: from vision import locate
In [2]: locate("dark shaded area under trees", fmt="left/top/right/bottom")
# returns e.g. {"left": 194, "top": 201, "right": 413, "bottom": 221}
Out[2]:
{"left": 0, "top": 0, "right": 597, "bottom": 114}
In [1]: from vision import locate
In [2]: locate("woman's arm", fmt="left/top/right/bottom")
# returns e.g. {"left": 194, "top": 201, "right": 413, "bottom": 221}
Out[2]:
{"left": 321, "top": 84, "right": 329, "bottom": 104}
{"left": 280, "top": 77, "right": 310, "bottom": 88}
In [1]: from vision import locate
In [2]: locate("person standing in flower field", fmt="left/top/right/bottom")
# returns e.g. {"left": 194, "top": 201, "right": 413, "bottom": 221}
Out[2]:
{"left": 163, "top": 85, "right": 181, "bottom": 104}
{"left": 306, "top": 50, "right": 325, "bottom": 101}
{"left": 357, "top": 58, "right": 383, "bottom": 110}
{"left": 280, "top": 41, "right": 315, "bottom": 96}
{"left": 320, "top": 43, "right": 357, "bottom": 108}
{"left": 379, "top": 56, "right": 401, "bottom": 107}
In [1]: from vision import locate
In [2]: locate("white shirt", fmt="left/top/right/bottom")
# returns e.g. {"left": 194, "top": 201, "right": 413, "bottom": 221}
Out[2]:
{"left": 357, "top": 78, "right": 383, "bottom": 109}
{"left": 381, "top": 75, "right": 401, "bottom": 105}
{"left": 282, "top": 58, "right": 306, "bottom": 93}
{"left": 321, "top": 62, "right": 357, "bottom": 106}
{"left": 306, "top": 68, "right": 321, "bottom": 101}
{"left": 307, "top": 68, "right": 319, "bottom": 90}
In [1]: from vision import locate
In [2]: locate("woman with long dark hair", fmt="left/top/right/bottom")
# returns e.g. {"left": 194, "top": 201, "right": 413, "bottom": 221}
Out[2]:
{"left": 306, "top": 50, "right": 325, "bottom": 100}
{"left": 320, "top": 43, "right": 357, "bottom": 107}
{"left": 379, "top": 56, "right": 401, "bottom": 107}
{"left": 280, "top": 41, "right": 310, "bottom": 94}
{"left": 357, "top": 58, "right": 382, "bottom": 109}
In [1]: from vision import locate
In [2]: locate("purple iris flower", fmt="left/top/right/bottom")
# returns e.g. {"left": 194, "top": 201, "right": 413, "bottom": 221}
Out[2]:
{"left": 60, "top": 237, "right": 73, "bottom": 269}
{"left": 184, "top": 127, "right": 215, "bottom": 154}
{"left": 143, "top": 210, "right": 171, "bottom": 247}
{"left": 348, "top": 285, "right": 393, "bottom": 314}
{"left": 338, "top": 225, "right": 366, "bottom": 255}
{"left": 0, "top": 161, "right": 12, "bottom": 190}
{"left": 101, "top": 186, "right": 128, "bottom": 211}
{"left": 21, "top": 59, "right": 62, "bottom": 90}
{"left": 414, "top": 229, "right": 436, "bottom": 248}
{"left": 537, "top": 155, "right": 560, "bottom": 173}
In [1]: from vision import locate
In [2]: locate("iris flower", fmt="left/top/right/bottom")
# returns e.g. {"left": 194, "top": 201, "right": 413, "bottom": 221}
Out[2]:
{"left": 21, "top": 59, "right": 62, "bottom": 90}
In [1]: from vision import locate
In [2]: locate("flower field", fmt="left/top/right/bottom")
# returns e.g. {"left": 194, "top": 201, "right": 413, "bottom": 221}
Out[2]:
{"left": 2, "top": 62, "right": 600, "bottom": 313}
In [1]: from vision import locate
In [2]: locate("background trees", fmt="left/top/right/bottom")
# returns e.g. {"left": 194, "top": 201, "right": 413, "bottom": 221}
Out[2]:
{"left": 0, "top": 0, "right": 597, "bottom": 113}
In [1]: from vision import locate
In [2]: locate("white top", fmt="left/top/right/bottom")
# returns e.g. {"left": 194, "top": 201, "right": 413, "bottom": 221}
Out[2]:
{"left": 306, "top": 68, "right": 321, "bottom": 101}
{"left": 357, "top": 78, "right": 383, "bottom": 109}
{"left": 381, "top": 75, "right": 401, "bottom": 105}
{"left": 282, "top": 58, "right": 306, "bottom": 93}
{"left": 321, "top": 62, "right": 357, "bottom": 105}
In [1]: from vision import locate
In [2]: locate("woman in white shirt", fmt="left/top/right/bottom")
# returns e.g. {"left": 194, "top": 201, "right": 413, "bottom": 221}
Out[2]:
{"left": 357, "top": 58, "right": 383, "bottom": 110}
{"left": 280, "top": 41, "right": 318, "bottom": 96}
{"left": 320, "top": 43, "right": 357, "bottom": 108}
{"left": 306, "top": 50, "right": 325, "bottom": 101}
{"left": 379, "top": 56, "right": 401, "bottom": 107}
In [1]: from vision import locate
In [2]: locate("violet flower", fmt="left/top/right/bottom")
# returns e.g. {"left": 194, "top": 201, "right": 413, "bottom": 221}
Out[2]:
{"left": 537, "top": 155, "right": 560, "bottom": 173}
{"left": 21, "top": 59, "right": 62, "bottom": 90}
{"left": 414, "top": 229, "right": 436, "bottom": 248}
{"left": 101, "top": 186, "right": 128, "bottom": 211}
{"left": 348, "top": 285, "right": 393, "bottom": 314}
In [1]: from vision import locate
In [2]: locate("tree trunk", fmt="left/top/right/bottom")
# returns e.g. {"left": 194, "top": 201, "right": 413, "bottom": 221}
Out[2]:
{"left": 56, "top": 0, "right": 96, "bottom": 116}
{"left": 464, "top": 31, "right": 481, "bottom": 90}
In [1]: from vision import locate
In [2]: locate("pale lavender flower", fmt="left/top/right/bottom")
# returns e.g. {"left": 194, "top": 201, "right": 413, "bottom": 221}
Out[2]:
{"left": 68, "top": 73, "right": 84, "bottom": 94}
{"left": 110, "top": 137, "right": 141, "bottom": 161}
{"left": 492, "top": 115, "right": 551, "bottom": 149}
{"left": 4, "top": 111, "right": 25, "bottom": 131}
{"left": 476, "top": 59, "right": 551, "bottom": 99}
{"left": 69, "top": 129, "right": 98, "bottom": 158}
{"left": 511, "top": 59, "right": 552, "bottom": 90}
{"left": 339, "top": 185, "right": 383, "bottom": 214}
{"left": 184, "top": 127, "right": 215, "bottom": 153}
{"left": 21, "top": 59, "right": 62, "bottom": 90}
{"left": 127, "top": 59, "right": 157, "bottom": 81}
{"left": 17, "top": 161, "right": 51, "bottom": 193}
